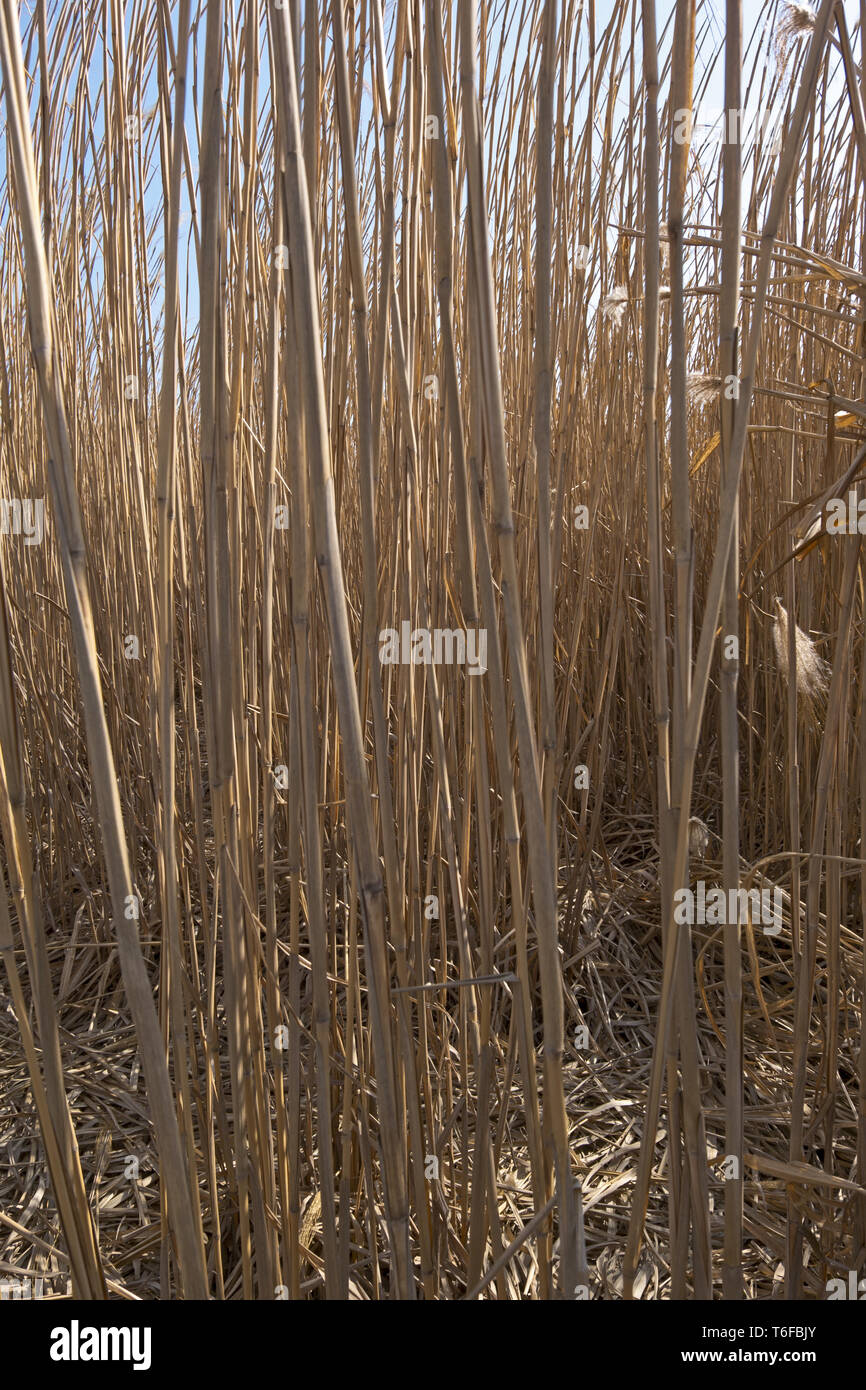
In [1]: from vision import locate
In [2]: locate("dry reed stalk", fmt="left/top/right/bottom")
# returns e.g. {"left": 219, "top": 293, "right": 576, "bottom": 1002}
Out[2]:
{"left": 459, "top": 0, "right": 577, "bottom": 1297}
{"left": 0, "top": 0, "right": 207, "bottom": 1301}
{"left": 665, "top": 0, "right": 712, "bottom": 1301}
{"left": 271, "top": 0, "right": 412, "bottom": 1297}
{"left": 624, "top": 0, "right": 840, "bottom": 1297}
{"left": 0, "top": 553, "right": 106, "bottom": 1299}
{"left": 719, "top": 0, "right": 744, "bottom": 1303}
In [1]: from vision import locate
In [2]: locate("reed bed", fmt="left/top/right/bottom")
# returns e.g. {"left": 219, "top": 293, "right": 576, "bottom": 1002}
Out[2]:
{"left": 0, "top": 0, "right": 864, "bottom": 1300}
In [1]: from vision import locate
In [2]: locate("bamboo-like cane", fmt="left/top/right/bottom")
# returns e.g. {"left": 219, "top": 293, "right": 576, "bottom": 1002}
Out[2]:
{"left": 153, "top": 0, "right": 206, "bottom": 1287}
{"left": 270, "top": 0, "right": 413, "bottom": 1299}
{"left": 666, "top": 0, "right": 712, "bottom": 1300}
{"left": 459, "top": 0, "right": 577, "bottom": 1297}
{"left": 535, "top": 0, "right": 557, "bottom": 862}
{"left": 639, "top": 0, "right": 684, "bottom": 1296}
{"left": 719, "top": 0, "right": 745, "bottom": 1305}
{"left": 0, "top": 0, "right": 208, "bottom": 1301}
{"left": 0, "top": 547, "right": 106, "bottom": 1299}
{"left": 624, "top": 0, "right": 839, "bottom": 1297}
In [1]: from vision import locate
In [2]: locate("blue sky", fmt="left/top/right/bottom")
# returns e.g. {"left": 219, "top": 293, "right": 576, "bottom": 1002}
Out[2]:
{"left": 1, "top": 0, "right": 860, "bottom": 355}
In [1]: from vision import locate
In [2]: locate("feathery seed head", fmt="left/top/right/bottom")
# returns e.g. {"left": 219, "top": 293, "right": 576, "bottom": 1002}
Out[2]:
{"left": 601, "top": 286, "right": 628, "bottom": 327}
{"left": 686, "top": 373, "right": 721, "bottom": 408}
{"left": 772, "top": 599, "right": 829, "bottom": 728}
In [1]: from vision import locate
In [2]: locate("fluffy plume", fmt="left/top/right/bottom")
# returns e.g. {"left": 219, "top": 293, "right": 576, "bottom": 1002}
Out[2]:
{"left": 688, "top": 817, "right": 711, "bottom": 858}
{"left": 778, "top": 1, "right": 816, "bottom": 39}
{"left": 601, "top": 286, "right": 628, "bottom": 327}
{"left": 772, "top": 599, "right": 829, "bottom": 730}
{"left": 686, "top": 373, "right": 720, "bottom": 408}
{"left": 776, "top": 2, "right": 816, "bottom": 64}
